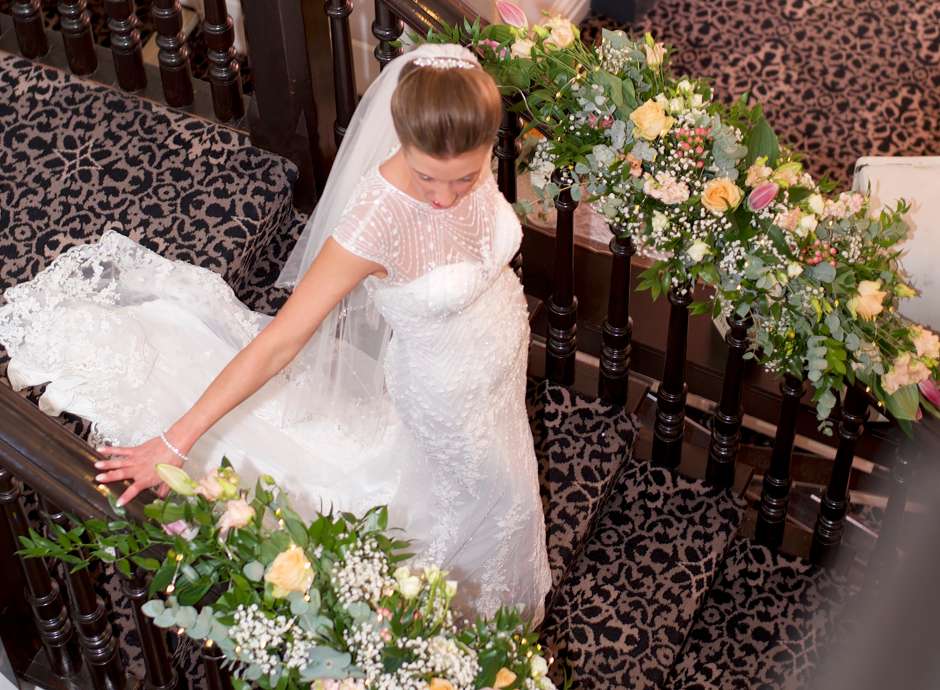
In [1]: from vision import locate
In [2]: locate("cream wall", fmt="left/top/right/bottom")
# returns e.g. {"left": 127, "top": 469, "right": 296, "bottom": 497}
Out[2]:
{"left": 854, "top": 157, "right": 940, "bottom": 330}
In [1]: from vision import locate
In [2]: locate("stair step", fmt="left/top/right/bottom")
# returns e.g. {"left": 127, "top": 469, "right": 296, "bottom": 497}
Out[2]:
{"left": 540, "top": 461, "right": 745, "bottom": 690}
{"left": 667, "top": 539, "right": 857, "bottom": 689}
{"left": 526, "top": 378, "right": 639, "bottom": 594}
{"left": 0, "top": 51, "right": 297, "bottom": 300}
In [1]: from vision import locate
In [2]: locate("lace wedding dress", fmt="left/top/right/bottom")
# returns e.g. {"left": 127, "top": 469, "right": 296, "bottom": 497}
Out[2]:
{"left": 0, "top": 163, "right": 552, "bottom": 623}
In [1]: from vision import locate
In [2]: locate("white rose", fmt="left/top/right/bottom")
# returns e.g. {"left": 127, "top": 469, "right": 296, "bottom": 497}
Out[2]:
{"left": 787, "top": 262, "right": 804, "bottom": 278}
{"left": 510, "top": 38, "right": 535, "bottom": 58}
{"left": 668, "top": 96, "right": 684, "bottom": 114}
{"left": 652, "top": 210, "right": 670, "bottom": 235}
{"left": 530, "top": 655, "right": 549, "bottom": 678}
{"left": 691, "top": 93, "right": 704, "bottom": 109}
{"left": 543, "top": 16, "right": 577, "bottom": 49}
{"left": 423, "top": 565, "right": 442, "bottom": 583}
{"left": 808, "top": 193, "right": 825, "bottom": 215}
{"left": 677, "top": 79, "right": 693, "bottom": 93}
{"left": 686, "top": 240, "right": 711, "bottom": 263}
{"left": 798, "top": 214, "right": 818, "bottom": 234}
{"left": 393, "top": 566, "right": 422, "bottom": 599}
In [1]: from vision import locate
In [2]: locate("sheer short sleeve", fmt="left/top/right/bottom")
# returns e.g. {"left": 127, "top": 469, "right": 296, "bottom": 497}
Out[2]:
{"left": 330, "top": 171, "right": 400, "bottom": 281}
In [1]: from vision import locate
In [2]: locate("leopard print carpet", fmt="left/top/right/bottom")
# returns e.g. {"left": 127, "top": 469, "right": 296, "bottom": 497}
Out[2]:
{"left": 667, "top": 539, "right": 858, "bottom": 689}
{"left": 582, "top": 1, "right": 940, "bottom": 187}
{"left": 540, "top": 461, "right": 746, "bottom": 690}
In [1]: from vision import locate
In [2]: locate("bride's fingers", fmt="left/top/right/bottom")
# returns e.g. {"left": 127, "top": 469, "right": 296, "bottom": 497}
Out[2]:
{"left": 156, "top": 484, "right": 170, "bottom": 498}
{"left": 97, "top": 446, "right": 134, "bottom": 456}
{"left": 94, "top": 459, "right": 132, "bottom": 471}
{"left": 95, "top": 468, "right": 133, "bottom": 483}
{"left": 117, "top": 481, "right": 147, "bottom": 507}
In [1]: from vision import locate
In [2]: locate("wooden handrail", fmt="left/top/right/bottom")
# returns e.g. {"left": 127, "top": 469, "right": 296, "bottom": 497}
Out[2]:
{"left": 0, "top": 384, "right": 146, "bottom": 524}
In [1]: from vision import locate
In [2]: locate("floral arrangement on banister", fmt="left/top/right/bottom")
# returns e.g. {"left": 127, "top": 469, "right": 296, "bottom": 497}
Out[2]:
{"left": 428, "top": 4, "right": 940, "bottom": 431}
{"left": 19, "top": 462, "right": 558, "bottom": 690}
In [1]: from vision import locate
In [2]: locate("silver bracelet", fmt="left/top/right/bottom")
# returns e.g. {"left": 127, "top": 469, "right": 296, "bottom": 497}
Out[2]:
{"left": 159, "top": 432, "right": 190, "bottom": 463}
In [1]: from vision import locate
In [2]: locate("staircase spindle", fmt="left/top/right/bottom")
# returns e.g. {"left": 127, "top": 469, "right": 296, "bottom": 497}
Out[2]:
{"left": 325, "top": 0, "right": 356, "bottom": 146}
{"left": 495, "top": 103, "right": 521, "bottom": 204}
{"left": 202, "top": 0, "right": 244, "bottom": 121}
{"left": 11, "top": 0, "right": 49, "bottom": 59}
{"left": 754, "top": 373, "right": 805, "bottom": 549}
{"left": 57, "top": 0, "right": 97, "bottom": 75}
{"left": 810, "top": 385, "right": 869, "bottom": 567}
{"left": 705, "top": 312, "right": 752, "bottom": 487}
{"left": 122, "top": 566, "right": 178, "bottom": 690}
{"left": 651, "top": 282, "right": 692, "bottom": 468}
{"left": 201, "top": 641, "right": 234, "bottom": 690}
{"left": 152, "top": 0, "right": 194, "bottom": 107}
{"left": 104, "top": 0, "right": 146, "bottom": 91}
{"left": 371, "top": 0, "right": 403, "bottom": 70}
{"left": 0, "top": 467, "right": 82, "bottom": 677}
{"left": 545, "top": 168, "right": 578, "bottom": 385}
{"left": 42, "top": 498, "right": 126, "bottom": 690}
{"left": 598, "top": 229, "right": 635, "bottom": 406}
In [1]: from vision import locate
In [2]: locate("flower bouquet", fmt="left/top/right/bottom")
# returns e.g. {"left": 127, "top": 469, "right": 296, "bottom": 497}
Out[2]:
{"left": 19, "top": 462, "right": 558, "bottom": 690}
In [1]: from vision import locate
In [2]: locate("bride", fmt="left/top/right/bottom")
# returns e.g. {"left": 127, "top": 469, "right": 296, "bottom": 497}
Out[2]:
{"left": 0, "top": 43, "right": 551, "bottom": 622}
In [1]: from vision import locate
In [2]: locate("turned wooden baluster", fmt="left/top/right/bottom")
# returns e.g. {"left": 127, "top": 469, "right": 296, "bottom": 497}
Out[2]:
{"left": 42, "top": 498, "right": 126, "bottom": 690}
{"left": 11, "top": 0, "right": 49, "bottom": 59}
{"left": 57, "top": 0, "right": 97, "bottom": 75}
{"left": 598, "top": 229, "right": 635, "bottom": 407}
{"left": 201, "top": 641, "right": 234, "bottom": 690}
{"left": 122, "top": 566, "right": 178, "bottom": 690}
{"left": 203, "top": 0, "right": 243, "bottom": 121}
{"left": 651, "top": 282, "right": 693, "bottom": 468}
{"left": 705, "top": 312, "right": 752, "bottom": 487}
{"left": 810, "top": 384, "right": 869, "bottom": 567}
{"left": 495, "top": 103, "right": 521, "bottom": 205}
{"left": 0, "top": 467, "right": 82, "bottom": 677}
{"left": 105, "top": 0, "right": 146, "bottom": 91}
{"left": 372, "top": 0, "right": 403, "bottom": 70}
{"left": 545, "top": 168, "right": 578, "bottom": 385}
{"left": 325, "top": 0, "right": 356, "bottom": 146}
{"left": 152, "top": 0, "right": 194, "bottom": 107}
{"left": 754, "top": 374, "right": 805, "bottom": 550}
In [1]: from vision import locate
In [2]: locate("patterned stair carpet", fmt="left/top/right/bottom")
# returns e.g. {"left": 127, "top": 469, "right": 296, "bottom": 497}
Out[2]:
{"left": 668, "top": 540, "right": 858, "bottom": 689}
{"left": 581, "top": 1, "right": 940, "bottom": 188}
{"left": 541, "top": 460, "right": 746, "bottom": 690}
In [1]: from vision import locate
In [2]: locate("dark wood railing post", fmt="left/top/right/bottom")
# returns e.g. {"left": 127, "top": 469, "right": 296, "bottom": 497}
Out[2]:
{"left": 11, "top": 0, "right": 49, "bottom": 58}
{"left": 495, "top": 102, "right": 521, "bottom": 205}
{"left": 41, "top": 498, "right": 126, "bottom": 690}
{"left": 705, "top": 312, "right": 752, "bottom": 487}
{"left": 372, "top": 0, "right": 403, "bottom": 70}
{"left": 122, "top": 567, "right": 179, "bottom": 690}
{"left": 241, "top": 0, "right": 321, "bottom": 210}
{"left": 152, "top": 0, "right": 194, "bottom": 108}
{"left": 57, "top": 0, "right": 97, "bottom": 75}
{"left": 598, "top": 229, "right": 635, "bottom": 407}
{"left": 104, "top": 0, "right": 147, "bottom": 91}
{"left": 0, "top": 467, "right": 82, "bottom": 678}
{"left": 201, "top": 641, "right": 234, "bottom": 690}
{"left": 810, "top": 385, "right": 869, "bottom": 567}
{"left": 754, "top": 374, "right": 805, "bottom": 550}
{"left": 651, "top": 282, "right": 692, "bottom": 468}
{"left": 202, "top": 0, "right": 244, "bottom": 122}
{"left": 545, "top": 168, "right": 578, "bottom": 385}
{"left": 325, "top": 0, "right": 357, "bottom": 146}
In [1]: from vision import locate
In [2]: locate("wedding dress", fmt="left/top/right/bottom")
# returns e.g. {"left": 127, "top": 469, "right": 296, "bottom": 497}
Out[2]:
{"left": 0, "top": 152, "right": 552, "bottom": 621}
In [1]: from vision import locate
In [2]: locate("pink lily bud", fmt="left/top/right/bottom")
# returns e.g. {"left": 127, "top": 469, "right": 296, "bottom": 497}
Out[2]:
{"left": 600, "top": 115, "right": 614, "bottom": 128}
{"left": 588, "top": 113, "right": 598, "bottom": 126}
{"left": 496, "top": 1, "right": 528, "bottom": 29}
{"left": 920, "top": 379, "right": 940, "bottom": 408}
{"left": 747, "top": 181, "right": 780, "bottom": 211}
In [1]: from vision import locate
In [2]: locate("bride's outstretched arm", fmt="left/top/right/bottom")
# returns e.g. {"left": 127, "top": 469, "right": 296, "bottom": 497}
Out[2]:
{"left": 94, "top": 239, "right": 384, "bottom": 506}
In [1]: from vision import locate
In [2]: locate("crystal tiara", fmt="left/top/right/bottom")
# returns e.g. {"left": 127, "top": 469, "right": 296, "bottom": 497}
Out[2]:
{"left": 412, "top": 56, "right": 477, "bottom": 70}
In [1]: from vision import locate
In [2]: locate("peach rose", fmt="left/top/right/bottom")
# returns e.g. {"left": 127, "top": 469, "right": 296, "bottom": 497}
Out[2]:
{"left": 882, "top": 353, "right": 931, "bottom": 394}
{"left": 264, "top": 544, "right": 314, "bottom": 598}
{"left": 217, "top": 498, "right": 254, "bottom": 536}
{"left": 494, "top": 668, "right": 517, "bottom": 688}
{"left": 630, "top": 99, "right": 674, "bottom": 140}
{"left": 428, "top": 680, "right": 454, "bottom": 690}
{"left": 701, "top": 178, "right": 743, "bottom": 215}
{"left": 911, "top": 325, "right": 940, "bottom": 360}
{"left": 644, "top": 41, "right": 666, "bottom": 67}
{"left": 543, "top": 16, "right": 577, "bottom": 49}
{"left": 848, "top": 280, "right": 887, "bottom": 321}
{"left": 510, "top": 38, "right": 535, "bottom": 59}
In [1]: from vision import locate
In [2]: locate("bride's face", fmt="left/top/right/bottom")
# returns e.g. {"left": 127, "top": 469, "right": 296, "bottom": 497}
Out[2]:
{"left": 402, "top": 145, "right": 492, "bottom": 210}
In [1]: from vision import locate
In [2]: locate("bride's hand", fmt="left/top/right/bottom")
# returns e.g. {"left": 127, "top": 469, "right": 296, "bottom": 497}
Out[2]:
{"left": 94, "top": 437, "right": 184, "bottom": 507}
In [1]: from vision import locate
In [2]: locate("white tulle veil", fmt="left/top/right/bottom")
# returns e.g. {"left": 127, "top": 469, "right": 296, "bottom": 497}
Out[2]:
{"left": 274, "top": 43, "right": 481, "bottom": 441}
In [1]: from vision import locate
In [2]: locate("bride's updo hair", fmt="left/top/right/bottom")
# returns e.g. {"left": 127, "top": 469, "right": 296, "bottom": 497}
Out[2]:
{"left": 391, "top": 60, "right": 502, "bottom": 159}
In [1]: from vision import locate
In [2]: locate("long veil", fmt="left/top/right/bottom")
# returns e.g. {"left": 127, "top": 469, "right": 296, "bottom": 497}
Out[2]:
{"left": 274, "top": 43, "right": 481, "bottom": 440}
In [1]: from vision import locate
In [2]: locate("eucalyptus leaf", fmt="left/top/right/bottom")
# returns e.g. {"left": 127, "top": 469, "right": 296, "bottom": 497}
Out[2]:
{"left": 153, "top": 610, "right": 177, "bottom": 628}
{"left": 243, "top": 561, "right": 265, "bottom": 582}
{"left": 141, "top": 599, "right": 165, "bottom": 618}
{"left": 811, "top": 262, "right": 836, "bottom": 283}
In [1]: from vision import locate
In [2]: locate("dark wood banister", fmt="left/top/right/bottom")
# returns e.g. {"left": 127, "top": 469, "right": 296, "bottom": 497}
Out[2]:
{"left": 0, "top": 384, "right": 146, "bottom": 524}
